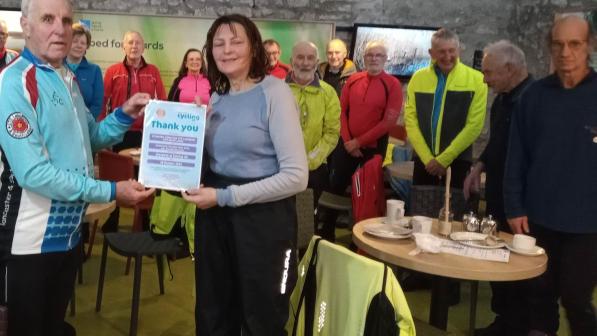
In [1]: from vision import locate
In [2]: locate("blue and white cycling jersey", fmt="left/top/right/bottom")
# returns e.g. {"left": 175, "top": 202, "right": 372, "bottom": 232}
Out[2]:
{"left": 0, "top": 48, "right": 134, "bottom": 255}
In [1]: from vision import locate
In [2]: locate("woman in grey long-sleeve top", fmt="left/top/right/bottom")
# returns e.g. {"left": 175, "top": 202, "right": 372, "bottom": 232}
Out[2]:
{"left": 182, "top": 14, "right": 308, "bottom": 336}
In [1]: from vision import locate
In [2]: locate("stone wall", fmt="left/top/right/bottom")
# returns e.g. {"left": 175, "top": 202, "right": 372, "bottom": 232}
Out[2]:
{"left": 5, "top": 0, "right": 597, "bottom": 73}
{"left": 511, "top": 0, "right": 597, "bottom": 76}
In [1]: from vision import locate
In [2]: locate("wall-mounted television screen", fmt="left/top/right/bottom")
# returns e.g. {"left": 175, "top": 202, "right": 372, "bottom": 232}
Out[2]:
{"left": 350, "top": 23, "right": 437, "bottom": 78}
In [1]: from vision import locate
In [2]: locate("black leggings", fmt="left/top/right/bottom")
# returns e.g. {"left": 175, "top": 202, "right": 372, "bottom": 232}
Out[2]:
{"left": 194, "top": 175, "right": 297, "bottom": 336}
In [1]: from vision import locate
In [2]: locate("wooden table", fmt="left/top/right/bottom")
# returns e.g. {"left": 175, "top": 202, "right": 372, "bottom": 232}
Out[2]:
{"left": 118, "top": 147, "right": 141, "bottom": 165}
{"left": 84, "top": 201, "right": 116, "bottom": 258}
{"left": 353, "top": 217, "right": 547, "bottom": 334}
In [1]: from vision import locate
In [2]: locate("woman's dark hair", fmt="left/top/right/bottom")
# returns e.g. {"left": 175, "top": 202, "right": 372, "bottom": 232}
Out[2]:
{"left": 178, "top": 48, "right": 206, "bottom": 77}
{"left": 203, "top": 14, "right": 268, "bottom": 95}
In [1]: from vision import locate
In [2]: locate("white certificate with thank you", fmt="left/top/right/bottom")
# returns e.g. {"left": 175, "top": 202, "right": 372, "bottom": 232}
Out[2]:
{"left": 138, "top": 100, "right": 206, "bottom": 191}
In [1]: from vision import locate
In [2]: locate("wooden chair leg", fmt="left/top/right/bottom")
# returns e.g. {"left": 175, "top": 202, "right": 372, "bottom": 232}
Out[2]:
{"left": 125, "top": 257, "right": 132, "bottom": 276}
{"left": 87, "top": 219, "right": 99, "bottom": 258}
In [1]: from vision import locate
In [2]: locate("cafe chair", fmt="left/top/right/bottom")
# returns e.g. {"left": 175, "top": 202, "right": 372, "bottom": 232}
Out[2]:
{"left": 97, "top": 150, "right": 155, "bottom": 274}
{"left": 295, "top": 189, "right": 315, "bottom": 256}
{"left": 317, "top": 191, "right": 353, "bottom": 228}
{"left": 287, "top": 237, "right": 416, "bottom": 335}
{"left": 95, "top": 231, "right": 184, "bottom": 336}
{"left": 408, "top": 185, "right": 472, "bottom": 220}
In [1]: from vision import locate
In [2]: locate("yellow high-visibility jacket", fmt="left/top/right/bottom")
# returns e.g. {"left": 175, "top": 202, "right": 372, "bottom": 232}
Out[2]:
{"left": 405, "top": 60, "right": 487, "bottom": 167}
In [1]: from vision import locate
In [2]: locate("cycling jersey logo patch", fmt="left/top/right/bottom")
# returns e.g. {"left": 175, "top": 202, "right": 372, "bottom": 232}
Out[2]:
{"left": 6, "top": 112, "right": 32, "bottom": 139}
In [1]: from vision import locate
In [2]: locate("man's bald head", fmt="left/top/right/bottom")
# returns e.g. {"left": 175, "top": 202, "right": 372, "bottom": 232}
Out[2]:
{"left": 326, "top": 38, "right": 348, "bottom": 70}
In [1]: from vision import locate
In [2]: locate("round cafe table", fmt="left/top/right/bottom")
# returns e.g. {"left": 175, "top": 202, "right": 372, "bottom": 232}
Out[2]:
{"left": 118, "top": 147, "right": 141, "bottom": 165}
{"left": 84, "top": 201, "right": 116, "bottom": 258}
{"left": 353, "top": 217, "right": 547, "bottom": 334}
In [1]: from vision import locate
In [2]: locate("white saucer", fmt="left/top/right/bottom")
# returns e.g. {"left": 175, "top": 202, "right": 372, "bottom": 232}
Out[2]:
{"left": 505, "top": 243, "right": 545, "bottom": 256}
{"left": 380, "top": 217, "right": 410, "bottom": 227}
{"left": 364, "top": 223, "right": 412, "bottom": 239}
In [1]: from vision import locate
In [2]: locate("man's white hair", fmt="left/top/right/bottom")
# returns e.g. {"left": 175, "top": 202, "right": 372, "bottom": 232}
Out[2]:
{"left": 292, "top": 40, "right": 319, "bottom": 60}
{"left": 364, "top": 40, "right": 388, "bottom": 55}
{"left": 483, "top": 40, "right": 527, "bottom": 70}
{"left": 123, "top": 30, "right": 144, "bottom": 43}
{"left": 431, "top": 28, "right": 460, "bottom": 49}
{"left": 21, "top": 0, "right": 72, "bottom": 16}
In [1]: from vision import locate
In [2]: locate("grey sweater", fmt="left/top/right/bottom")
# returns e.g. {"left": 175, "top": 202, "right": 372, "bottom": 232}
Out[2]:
{"left": 206, "top": 76, "right": 308, "bottom": 207}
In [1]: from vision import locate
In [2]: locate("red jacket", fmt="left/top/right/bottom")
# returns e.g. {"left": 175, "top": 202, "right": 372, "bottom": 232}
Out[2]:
{"left": 268, "top": 61, "right": 290, "bottom": 80}
{"left": 339, "top": 71, "right": 402, "bottom": 148}
{"left": 100, "top": 57, "right": 166, "bottom": 131}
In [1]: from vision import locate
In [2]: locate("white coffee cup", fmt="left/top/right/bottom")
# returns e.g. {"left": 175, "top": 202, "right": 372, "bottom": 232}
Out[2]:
{"left": 512, "top": 234, "right": 536, "bottom": 251}
{"left": 411, "top": 216, "right": 432, "bottom": 234}
{"left": 385, "top": 199, "right": 405, "bottom": 225}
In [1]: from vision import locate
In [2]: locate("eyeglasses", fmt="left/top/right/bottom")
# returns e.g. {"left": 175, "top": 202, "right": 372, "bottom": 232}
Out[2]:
{"left": 364, "top": 53, "right": 386, "bottom": 59}
{"left": 550, "top": 39, "right": 587, "bottom": 53}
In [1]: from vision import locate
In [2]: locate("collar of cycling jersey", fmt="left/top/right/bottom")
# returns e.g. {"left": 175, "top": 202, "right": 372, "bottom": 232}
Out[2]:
{"left": 21, "top": 47, "right": 62, "bottom": 72}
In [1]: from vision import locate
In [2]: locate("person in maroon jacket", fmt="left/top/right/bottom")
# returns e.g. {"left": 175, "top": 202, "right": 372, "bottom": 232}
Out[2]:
{"left": 321, "top": 40, "right": 403, "bottom": 241}
{"left": 100, "top": 31, "right": 167, "bottom": 152}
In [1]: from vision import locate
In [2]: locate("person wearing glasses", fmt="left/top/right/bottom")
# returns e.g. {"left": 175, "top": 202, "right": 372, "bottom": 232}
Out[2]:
{"left": 0, "top": 20, "right": 18, "bottom": 70}
{"left": 323, "top": 40, "right": 402, "bottom": 241}
{"left": 286, "top": 41, "right": 340, "bottom": 213}
{"left": 263, "top": 38, "right": 290, "bottom": 79}
{"left": 504, "top": 15, "right": 597, "bottom": 336}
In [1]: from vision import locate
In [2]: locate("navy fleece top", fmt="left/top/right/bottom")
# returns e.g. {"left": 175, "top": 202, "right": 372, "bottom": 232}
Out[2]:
{"left": 504, "top": 71, "right": 597, "bottom": 233}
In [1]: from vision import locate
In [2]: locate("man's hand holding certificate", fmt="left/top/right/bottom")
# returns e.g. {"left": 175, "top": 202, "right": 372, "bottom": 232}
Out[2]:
{"left": 138, "top": 100, "right": 206, "bottom": 191}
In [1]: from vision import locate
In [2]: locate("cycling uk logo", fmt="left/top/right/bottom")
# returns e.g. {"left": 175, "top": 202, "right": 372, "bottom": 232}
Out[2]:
{"left": 6, "top": 112, "right": 33, "bottom": 139}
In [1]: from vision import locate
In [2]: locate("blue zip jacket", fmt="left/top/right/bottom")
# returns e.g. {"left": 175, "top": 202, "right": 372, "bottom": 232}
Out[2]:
{"left": 73, "top": 57, "right": 104, "bottom": 119}
{"left": 0, "top": 48, "right": 134, "bottom": 254}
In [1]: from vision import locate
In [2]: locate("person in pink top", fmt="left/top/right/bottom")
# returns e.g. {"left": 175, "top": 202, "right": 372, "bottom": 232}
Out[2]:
{"left": 168, "top": 48, "right": 211, "bottom": 104}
